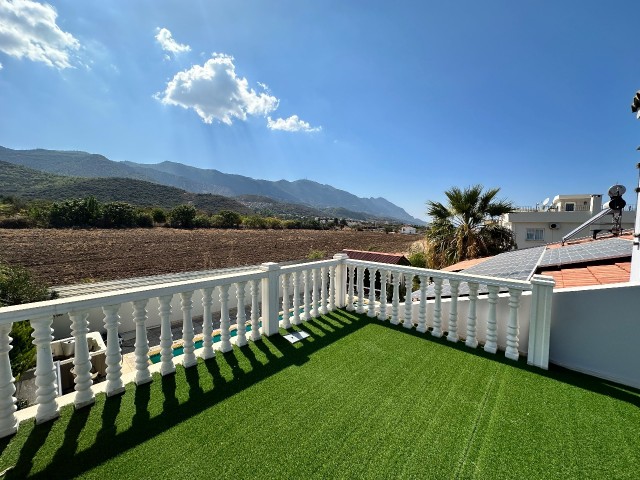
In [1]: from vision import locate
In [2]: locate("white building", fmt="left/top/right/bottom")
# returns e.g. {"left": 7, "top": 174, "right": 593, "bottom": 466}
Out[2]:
{"left": 400, "top": 225, "right": 417, "bottom": 234}
{"left": 501, "top": 193, "right": 635, "bottom": 248}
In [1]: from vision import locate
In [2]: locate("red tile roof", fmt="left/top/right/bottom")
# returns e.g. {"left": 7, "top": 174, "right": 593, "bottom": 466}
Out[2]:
{"left": 442, "top": 257, "right": 490, "bottom": 272}
{"left": 343, "top": 249, "right": 411, "bottom": 265}
{"left": 538, "top": 262, "right": 631, "bottom": 289}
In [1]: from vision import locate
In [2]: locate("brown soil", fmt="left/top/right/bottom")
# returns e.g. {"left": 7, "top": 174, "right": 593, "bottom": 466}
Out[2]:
{"left": 0, "top": 228, "right": 418, "bottom": 287}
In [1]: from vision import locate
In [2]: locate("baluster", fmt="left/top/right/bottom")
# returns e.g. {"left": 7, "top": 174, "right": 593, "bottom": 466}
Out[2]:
{"left": 484, "top": 285, "right": 499, "bottom": 353}
{"left": 505, "top": 289, "right": 522, "bottom": 360}
{"left": 302, "top": 269, "right": 311, "bottom": 321}
{"left": 403, "top": 274, "right": 414, "bottom": 329}
{"left": 103, "top": 304, "right": 124, "bottom": 395}
{"left": 31, "top": 316, "right": 59, "bottom": 423}
{"left": 0, "top": 324, "right": 17, "bottom": 438}
{"left": 281, "top": 274, "right": 291, "bottom": 329}
{"left": 367, "top": 267, "right": 377, "bottom": 317}
{"left": 391, "top": 271, "right": 400, "bottom": 325}
{"left": 311, "top": 268, "right": 319, "bottom": 318}
{"left": 158, "top": 296, "right": 175, "bottom": 375}
{"left": 465, "top": 282, "right": 479, "bottom": 348}
{"left": 329, "top": 265, "right": 336, "bottom": 311}
{"left": 346, "top": 266, "right": 355, "bottom": 311}
{"left": 292, "top": 272, "right": 301, "bottom": 325}
{"left": 447, "top": 280, "right": 460, "bottom": 342}
{"left": 133, "top": 300, "right": 152, "bottom": 385}
{"left": 201, "top": 288, "right": 215, "bottom": 360}
{"left": 378, "top": 269, "right": 388, "bottom": 321}
{"left": 417, "top": 276, "right": 428, "bottom": 333}
{"left": 219, "top": 284, "right": 232, "bottom": 353}
{"left": 69, "top": 310, "right": 95, "bottom": 408}
{"left": 320, "top": 267, "right": 328, "bottom": 315}
{"left": 356, "top": 266, "right": 366, "bottom": 313}
{"left": 431, "top": 277, "right": 443, "bottom": 337}
{"left": 236, "top": 282, "right": 248, "bottom": 346}
{"left": 181, "top": 291, "right": 197, "bottom": 368}
{"left": 250, "top": 280, "right": 261, "bottom": 341}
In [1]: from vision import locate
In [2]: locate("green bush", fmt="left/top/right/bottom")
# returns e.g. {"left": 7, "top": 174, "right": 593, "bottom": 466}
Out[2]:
{"left": 243, "top": 215, "right": 268, "bottom": 229}
{"left": 307, "top": 250, "right": 327, "bottom": 260}
{"left": 169, "top": 204, "right": 197, "bottom": 228}
{"left": 215, "top": 210, "right": 242, "bottom": 229}
{"left": 0, "top": 216, "right": 34, "bottom": 229}
{"left": 151, "top": 208, "right": 167, "bottom": 224}
{"left": 49, "top": 196, "right": 102, "bottom": 228}
{"left": 408, "top": 252, "right": 427, "bottom": 268}
{"left": 135, "top": 212, "right": 154, "bottom": 228}
{"left": 101, "top": 202, "right": 137, "bottom": 228}
{"left": 265, "top": 217, "right": 284, "bottom": 229}
{"left": 193, "top": 214, "right": 212, "bottom": 228}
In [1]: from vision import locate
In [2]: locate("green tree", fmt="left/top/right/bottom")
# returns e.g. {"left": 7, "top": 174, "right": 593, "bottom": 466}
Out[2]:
{"left": 169, "top": 204, "right": 197, "bottom": 229}
{"left": 425, "top": 185, "right": 515, "bottom": 269}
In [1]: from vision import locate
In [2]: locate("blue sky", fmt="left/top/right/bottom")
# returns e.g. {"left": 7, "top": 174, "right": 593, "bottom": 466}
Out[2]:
{"left": 1, "top": 1, "right": 639, "bottom": 221}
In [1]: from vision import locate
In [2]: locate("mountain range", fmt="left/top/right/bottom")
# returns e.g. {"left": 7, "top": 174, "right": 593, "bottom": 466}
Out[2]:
{"left": 0, "top": 146, "right": 424, "bottom": 224}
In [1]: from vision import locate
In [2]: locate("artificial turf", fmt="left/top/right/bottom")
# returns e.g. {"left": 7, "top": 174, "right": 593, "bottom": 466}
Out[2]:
{"left": 1, "top": 310, "right": 639, "bottom": 479}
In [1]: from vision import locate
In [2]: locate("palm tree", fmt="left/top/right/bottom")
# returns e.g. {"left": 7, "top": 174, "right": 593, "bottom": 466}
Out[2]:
{"left": 425, "top": 185, "right": 515, "bottom": 269}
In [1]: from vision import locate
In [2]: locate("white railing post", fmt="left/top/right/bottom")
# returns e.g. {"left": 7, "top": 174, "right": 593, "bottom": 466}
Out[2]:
{"left": 391, "top": 271, "right": 401, "bottom": 325}
{"left": 447, "top": 280, "right": 460, "bottom": 342}
{"left": 250, "top": 280, "right": 261, "bottom": 341}
{"left": 158, "top": 295, "right": 175, "bottom": 375}
{"left": 201, "top": 288, "right": 215, "bottom": 360}
{"left": 527, "top": 275, "right": 555, "bottom": 369}
{"left": 236, "top": 282, "right": 248, "bottom": 346}
{"left": 180, "top": 291, "right": 197, "bottom": 368}
{"left": 417, "top": 275, "right": 427, "bottom": 333}
{"left": 0, "top": 323, "right": 17, "bottom": 438}
{"left": 431, "top": 277, "right": 443, "bottom": 337}
{"left": 219, "top": 284, "right": 232, "bottom": 352}
{"left": 346, "top": 265, "right": 355, "bottom": 311}
{"left": 281, "top": 274, "right": 291, "bottom": 329}
{"left": 329, "top": 264, "right": 336, "bottom": 311}
{"left": 292, "top": 272, "right": 301, "bottom": 326}
{"left": 31, "top": 316, "right": 59, "bottom": 424}
{"left": 69, "top": 310, "right": 95, "bottom": 408}
{"left": 333, "top": 253, "right": 348, "bottom": 308}
{"left": 403, "top": 274, "right": 414, "bottom": 329}
{"left": 356, "top": 266, "right": 365, "bottom": 313}
{"left": 505, "top": 289, "right": 523, "bottom": 361}
{"left": 311, "top": 268, "right": 320, "bottom": 318}
{"left": 302, "top": 269, "right": 311, "bottom": 321}
{"left": 367, "top": 267, "right": 377, "bottom": 318}
{"left": 103, "top": 305, "right": 124, "bottom": 395}
{"left": 133, "top": 300, "right": 152, "bottom": 385}
{"left": 260, "top": 262, "right": 281, "bottom": 336}
{"left": 378, "top": 269, "right": 388, "bottom": 321}
{"left": 320, "top": 267, "right": 328, "bottom": 315}
{"left": 484, "top": 285, "right": 499, "bottom": 354}
{"left": 465, "top": 282, "right": 479, "bottom": 348}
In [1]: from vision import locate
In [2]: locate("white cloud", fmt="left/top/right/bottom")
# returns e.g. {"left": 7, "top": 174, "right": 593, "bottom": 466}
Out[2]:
{"left": 155, "top": 27, "right": 190, "bottom": 55}
{"left": 0, "top": 62, "right": 3, "bottom": 70}
{"left": 0, "top": 0, "right": 79, "bottom": 69}
{"left": 157, "top": 53, "right": 279, "bottom": 125}
{"left": 267, "top": 115, "right": 321, "bottom": 133}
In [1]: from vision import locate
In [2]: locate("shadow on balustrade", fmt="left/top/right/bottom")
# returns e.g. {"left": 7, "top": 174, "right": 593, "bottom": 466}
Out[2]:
{"left": 2, "top": 309, "right": 368, "bottom": 480}
{"left": 374, "top": 319, "right": 640, "bottom": 407}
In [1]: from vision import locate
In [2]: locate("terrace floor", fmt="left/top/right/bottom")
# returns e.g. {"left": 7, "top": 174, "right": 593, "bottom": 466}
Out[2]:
{"left": 1, "top": 310, "right": 639, "bottom": 479}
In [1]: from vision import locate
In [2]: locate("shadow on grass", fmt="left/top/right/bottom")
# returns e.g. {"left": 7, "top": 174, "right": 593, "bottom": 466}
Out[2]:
{"left": 7, "top": 309, "right": 367, "bottom": 480}
{"left": 374, "top": 319, "right": 640, "bottom": 407}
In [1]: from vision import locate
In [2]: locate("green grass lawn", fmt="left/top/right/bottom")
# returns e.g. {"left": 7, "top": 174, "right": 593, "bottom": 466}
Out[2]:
{"left": 1, "top": 310, "right": 639, "bottom": 479}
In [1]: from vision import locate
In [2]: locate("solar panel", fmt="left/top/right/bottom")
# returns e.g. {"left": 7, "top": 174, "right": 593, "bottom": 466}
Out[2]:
{"left": 539, "top": 238, "right": 632, "bottom": 267}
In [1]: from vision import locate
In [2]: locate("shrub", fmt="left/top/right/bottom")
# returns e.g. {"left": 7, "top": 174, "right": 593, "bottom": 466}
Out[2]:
{"left": 169, "top": 204, "right": 197, "bottom": 229}
{"left": 265, "top": 217, "right": 284, "bottom": 229}
{"left": 307, "top": 250, "right": 327, "bottom": 260}
{"left": 216, "top": 210, "right": 242, "bottom": 229}
{"left": 408, "top": 252, "right": 427, "bottom": 268}
{"left": 26, "top": 201, "right": 51, "bottom": 227}
{"left": 135, "top": 212, "right": 154, "bottom": 228}
{"left": 0, "top": 216, "right": 34, "bottom": 229}
{"left": 193, "top": 214, "right": 212, "bottom": 228}
{"left": 101, "top": 202, "right": 137, "bottom": 228}
{"left": 151, "top": 208, "right": 167, "bottom": 224}
{"left": 284, "top": 219, "right": 302, "bottom": 229}
{"left": 49, "top": 196, "right": 102, "bottom": 228}
{"left": 243, "top": 215, "right": 267, "bottom": 229}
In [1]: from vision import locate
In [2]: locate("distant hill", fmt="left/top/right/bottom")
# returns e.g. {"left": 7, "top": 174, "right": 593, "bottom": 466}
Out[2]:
{"left": 0, "top": 146, "right": 424, "bottom": 224}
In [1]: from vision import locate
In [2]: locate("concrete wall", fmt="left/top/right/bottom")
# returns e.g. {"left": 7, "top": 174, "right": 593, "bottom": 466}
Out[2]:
{"left": 549, "top": 283, "right": 640, "bottom": 389}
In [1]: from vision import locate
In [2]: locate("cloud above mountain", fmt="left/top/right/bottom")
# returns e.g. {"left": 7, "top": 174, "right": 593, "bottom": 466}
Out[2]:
{"left": 155, "top": 27, "right": 190, "bottom": 56}
{"left": 0, "top": 0, "right": 79, "bottom": 69}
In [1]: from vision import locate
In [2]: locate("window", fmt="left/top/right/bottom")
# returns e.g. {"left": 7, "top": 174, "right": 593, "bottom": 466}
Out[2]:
{"left": 526, "top": 228, "right": 544, "bottom": 241}
{"left": 565, "top": 203, "right": 575, "bottom": 212}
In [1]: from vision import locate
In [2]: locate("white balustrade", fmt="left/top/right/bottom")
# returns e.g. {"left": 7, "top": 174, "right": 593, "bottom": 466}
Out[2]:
{"left": 329, "top": 265, "right": 336, "bottom": 311}
{"left": 356, "top": 266, "right": 365, "bottom": 313}
{"left": 157, "top": 296, "right": 175, "bottom": 375}
{"left": 133, "top": 300, "right": 151, "bottom": 385}
{"left": 465, "top": 282, "right": 479, "bottom": 348}
{"left": 250, "top": 280, "right": 261, "bottom": 341}
{"left": 236, "top": 282, "right": 248, "bottom": 347}
{"left": 367, "top": 267, "right": 377, "bottom": 318}
{"left": 180, "top": 291, "right": 197, "bottom": 368}
{"left": 320, "top": 267, "right": 328, "bottom": 315}
{"left": 484, "top": 285, "right": 499, "bottom": 354}
{"left": 0, "top": 324, "right": 17, "bottom": 437}
{"left": 281, "top": 274, "right": 291, "bottom": 329}
{"left": 292, "top": 272, "right": 301, "bottom": 326}
{"left": 69, "top": 310, "right": 95, "bottom": 408}
{"left": 431, "top": 277, "right": 443, "bottom": 338}
{"left": 303, "top": 269, "right": 311, "bottom": 321}
{"left": 31, "top": 316, "right": 59, "bottom": 424}
{"left": 378, "top": 269, "right": 388, "bottom": 321}
{"left": 505, "top": 289, "right": 522, "bottom": 361}
{"left": 311, "top": 269, "right": 319, "bottom": 318}
{"left": 346, "top": 266, "right": 355, "bottom": 311}
{"left": 417, "top": 276, "right": 427, "bottom": 333}
{"left": 103, "top": 304, "right": 124, "bottom": 395}
{"left": 391, "top": 271, "right": 400, "bottom": 325}
{"left": 447, "top": 280, "right": 460, "bottom": 343}
{"left": 403, "top": 274, "right": 414, "bottom": 329}
{"left": 219, "top": 284, "right": 232, "bottom": 353}
{"left": 201, "top": 289, "right": 215, "bottom": 360}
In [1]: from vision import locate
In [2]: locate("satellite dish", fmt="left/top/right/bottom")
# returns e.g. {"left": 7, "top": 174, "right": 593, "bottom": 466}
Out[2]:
{"left": 608, "top": 184, "right": 626, "bottom": 197}
{"left": 542, "top": 197, "right": 550, "bottom": 207}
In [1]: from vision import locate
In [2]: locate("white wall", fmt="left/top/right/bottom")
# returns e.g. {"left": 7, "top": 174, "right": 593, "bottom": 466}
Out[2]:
{"left": 549, "top": 283, "right": 640, "bottom": 389}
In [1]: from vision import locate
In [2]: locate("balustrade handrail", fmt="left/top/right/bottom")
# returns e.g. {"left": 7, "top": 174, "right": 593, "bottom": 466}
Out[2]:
{"left": 280, "top": 258, "right": 341, "bottom": 274}
{"left": 344, "top": 259, "right": 533, "bottom": 291}
{"left": 0, "top": 268, "right": 266, "bottom": 326}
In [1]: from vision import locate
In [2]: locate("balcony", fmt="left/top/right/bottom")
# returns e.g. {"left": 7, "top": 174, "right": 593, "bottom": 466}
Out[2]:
{"left": 0, "top": 255, "right": 638, "bottom": 477}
